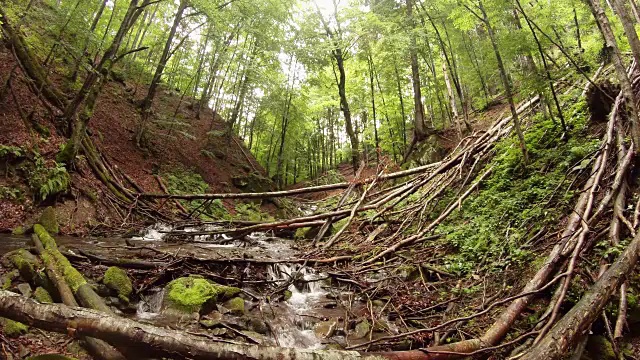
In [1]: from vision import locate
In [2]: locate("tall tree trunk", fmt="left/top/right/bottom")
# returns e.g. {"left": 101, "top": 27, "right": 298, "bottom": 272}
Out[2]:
{"left": 589, "top": 0, "right": 640, "bottom": 149}
{"left": 477, "top": 0, "right": 529, "bottom": 163}
{"left": 69, "top": 0, "right": 107, "bottom": 82}
{"left": 58, "top": 0, "right": 149, "bottom": 164}
{"left": 367, "top": 53, "right": 380, "bottom": 164}
{"left": 228, "top": 41, "right": 257, "bottom": 136}
{"left": 406, "top": 0, "right": 427, "bottom": 144}
{"left": 516, "top": 0, "right": 567, "bottom": 135}
{"left": 315, "top": 3, "right": 359, "bottom": 172}
{"left": 137, "top": 0, "right": 188, "bottom": 146}
{"left": 393, "top": 61, "right": 408, "bottom": 151}
{"left": 611, "top": 0, "right": 640, "bottom": 65}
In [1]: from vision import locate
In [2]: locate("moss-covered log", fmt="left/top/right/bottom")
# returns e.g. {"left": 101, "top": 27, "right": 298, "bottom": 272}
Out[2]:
{"left": 0, "top": 8, "right": 67, "bottom": 111}
{"left": 0, "top": 290, "right": 388, "bottom": 360}
{"left": 31, "top": 232, "right": 125, "bottom": 360}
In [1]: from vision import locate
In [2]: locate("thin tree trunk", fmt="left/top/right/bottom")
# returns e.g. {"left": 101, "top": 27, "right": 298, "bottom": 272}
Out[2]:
{"left": 516, "top": 0, "right": 567, "bottom": 135}
{"left": 477, "top": 0, "right": 528, "bottom": 162}
{"left": 407, "top": 0, "right": 427, "bottom": 146}
{"left": 137, "top": 0, "right": 188, "bottom": 145}
{"left": 69, "top": 0, "right": 107, "bottom": 82}
{"left": 368, "top": 53, "right": 380, "bottom": 164}
{"left": 59, "top": 0, "right": 149, "bottom": 163}
{"left": 393, "top": 61, "right": 407, "bottom": 151}
{"left": 611, "top": 0, "right": 640, "bottom": 65}
{"left": 589, "top": 0, "right": 640, "bottom": 149}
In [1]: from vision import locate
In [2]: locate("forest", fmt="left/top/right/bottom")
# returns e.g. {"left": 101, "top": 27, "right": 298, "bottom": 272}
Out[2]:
{"left": 1, "top": 0, "right": 640, "bottom": 358}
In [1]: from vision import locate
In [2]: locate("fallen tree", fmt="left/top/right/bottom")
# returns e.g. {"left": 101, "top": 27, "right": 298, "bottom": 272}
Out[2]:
{"left": 0, "top": 290, "right": 388, "bottom": 360}
{"left": 520, "top": 225, "right": 640, "bottom": 359}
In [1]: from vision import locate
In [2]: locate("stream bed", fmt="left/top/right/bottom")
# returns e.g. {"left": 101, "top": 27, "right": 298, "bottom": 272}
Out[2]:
{"left": 0, "top": 221, "right": 400, "bottom": 351}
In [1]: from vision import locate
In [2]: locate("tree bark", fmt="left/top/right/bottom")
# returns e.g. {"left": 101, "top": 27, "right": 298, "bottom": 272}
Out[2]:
{"left": 521, "top": 226, "right": 640, "bottom": 360}
{"left": 59, "top": 0, "right": 149, "bottom": 163}
{"left": 137, "top": 0, "right": 188, "bottom": 146}
{"left": 315, "top": 3, "right": 360, "bottom": 172}
{"left": 0, "top": 290, "right": 390, "bottom": 360}
{"left": 477, "top": 0, "right": 529, "bottom": 163}
{"left": 589, "top": 0, "right": 640, "bottom": 150}
{"left": 406, "top": 0, "right": 427, "bottom": 143}
{"left": 611, "top": 0, "right": 640, "bottom": 65}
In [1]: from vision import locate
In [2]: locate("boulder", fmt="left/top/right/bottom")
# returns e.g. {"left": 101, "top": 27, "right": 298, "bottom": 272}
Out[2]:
{"left": 16, "top": 283, "right": 32, "bottom": 298}
{"left": 353, "top": 319, "right": 371, "bottom": 339}
{"left": 314, "top": 319, "right": 338, "bottom": 338}
{"left": 0, "top": 317, "right": 28, "bottom": 337}
{"left": 231, "top": 173, "right": 274, "bottom": 193}
{"left": 103, "top": 267, "right": 132, "bottom": 303}
{"left": 223, "top": 297, "right": 245, "bottom": 315}
{"left": 164, "top": 276, "right": 240, "bottom": 314}
{"left": 39, "top": 207, "right": 59, "bottom": 234}
{"left": 33, "top": 287, "right": 53, "bottom": 303}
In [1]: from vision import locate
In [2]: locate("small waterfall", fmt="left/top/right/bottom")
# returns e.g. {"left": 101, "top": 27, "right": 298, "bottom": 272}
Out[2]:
{"left": 131, "top": 223, "right": 173, "bottom": 241}
{"left": 266, "top": 263, "right": 327, "bottom": 348}
{"left": 136, "top": 287, "right": 165, "bottom": 320}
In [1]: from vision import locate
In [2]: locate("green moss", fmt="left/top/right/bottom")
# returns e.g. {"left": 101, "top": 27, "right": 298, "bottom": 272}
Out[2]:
{"left": 9, "top": 249, "right": 40, "bottom": 284}
{"left": 33, "top": 287, "right": 53, "bottom": 303}
{"left": 39, "top": 207, "right": 59, "bottom": 234}
{"left": 1, "top": 318, "right": 28, "bottom": 337}
{"left": 11, "top": 226, "right": 26, "bottom": 235}
{"left": 586, "top": 335, "right": 616, "bottom": 360}
{"left": 234, "top": 202, "right": 273, "bottom": 222}
{"left": 166, "top": 277, "right": 240, "bottom": 313}
{"left": 284, "top": 290, "right": 292, "bottom": 301}
{"left": 34, "top": 224, "right": 87, "bottom": 292}
{"left": 294, "top": 227, "right": 310, "bottom": 239}
{"left": 103, "top": 267, "right": 132, "bottom": 303}
{"left": 223, "top": 297, "right": 245, "bottom": 315}
{"left": 331, "top": 218, "right": 349, "bottom": 234}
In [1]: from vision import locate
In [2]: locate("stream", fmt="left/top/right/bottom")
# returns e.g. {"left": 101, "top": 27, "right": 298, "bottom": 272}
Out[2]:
{"left": 0, "top": 217, "right": 399, "bottom": 350}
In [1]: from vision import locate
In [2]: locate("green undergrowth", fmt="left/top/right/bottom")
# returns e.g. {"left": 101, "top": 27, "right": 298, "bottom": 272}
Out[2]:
{"left": 437, "top": 97, "right": 599, "bottom": 275}
{"left": 1, "top": 145, "right": 69, "bottom": 202}
{"left": 162, "top": 167, "right": 229, "bottom": 219}
{"left": 234, "top": 202, "right": 274, "bottom": 222}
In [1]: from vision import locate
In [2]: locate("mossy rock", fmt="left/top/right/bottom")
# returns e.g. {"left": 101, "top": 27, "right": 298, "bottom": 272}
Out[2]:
{"left": 103, "top": 267, "right": 132, "bottom": 303}
{"left": 283, "top": 290, "right": 292, "bottom": 301}
{"left": 164, "top": 277, "right": 240, "bottom": 314}
{"left": 353, "top": 319, "right": 371, "bottom": 339}
{"left": 223, "top": 297, "right": 245, "bottom": 315}
{"left": 0, "top": 317, "right": 28, "bottom": 337}
{"left": 33, "top": 287, "right": 53, "bottom": 303}
{"left": 231, "top": 173, "right": 274, "bottom": 193}
{"left": 39, "top": 207, "right": 59, "bottom": 234}
{"left": 1, "top": 270, "right": 18, "bottom": 290}
{"left": 12, "top": 226, "right": 26, "bottom": 235}
{"left": 7, "top": 249, "right": 44, "bottom": 285}
{"left": 584, "top": 335, "right": 616, "bottom": 360}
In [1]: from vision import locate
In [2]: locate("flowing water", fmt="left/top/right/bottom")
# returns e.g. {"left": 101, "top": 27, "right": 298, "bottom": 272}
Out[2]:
{"left": 0, "top": 217, "right": 394, "bottom": 349}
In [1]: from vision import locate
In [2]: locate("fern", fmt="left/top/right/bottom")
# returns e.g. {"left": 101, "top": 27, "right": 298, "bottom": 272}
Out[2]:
{"left": 27, "top": 155, "right": 70, "bottom": 201}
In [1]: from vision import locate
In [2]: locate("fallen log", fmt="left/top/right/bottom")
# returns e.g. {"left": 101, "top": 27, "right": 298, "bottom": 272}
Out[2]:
{"left": 33, "top": 225, "right": 113, "bottom": 313}
{"left": 31, "top": 234, "right": 125, "bottom": 360}
{"left": 0, "top": 290, "right": 388, "bottom": 360}
{"left": 137, "top": 161, "right": 442, "bottom": 201}
{"left": 520, "top": 222, "right": 640, "bottom": 360}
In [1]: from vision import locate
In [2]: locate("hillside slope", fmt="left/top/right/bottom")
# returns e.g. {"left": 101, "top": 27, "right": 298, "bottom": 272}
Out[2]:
{"left": 0, "top": 46, "right": 271, "bottom": 234}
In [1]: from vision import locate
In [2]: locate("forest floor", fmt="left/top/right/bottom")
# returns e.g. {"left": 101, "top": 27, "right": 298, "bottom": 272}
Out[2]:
{"left": 0, "top": 46, "right": 272, "bottom": 235}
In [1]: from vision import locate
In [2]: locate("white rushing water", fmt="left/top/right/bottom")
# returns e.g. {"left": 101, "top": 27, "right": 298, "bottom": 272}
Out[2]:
{"left": 266, "top": 263, "right": 328, "bottom": 348}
